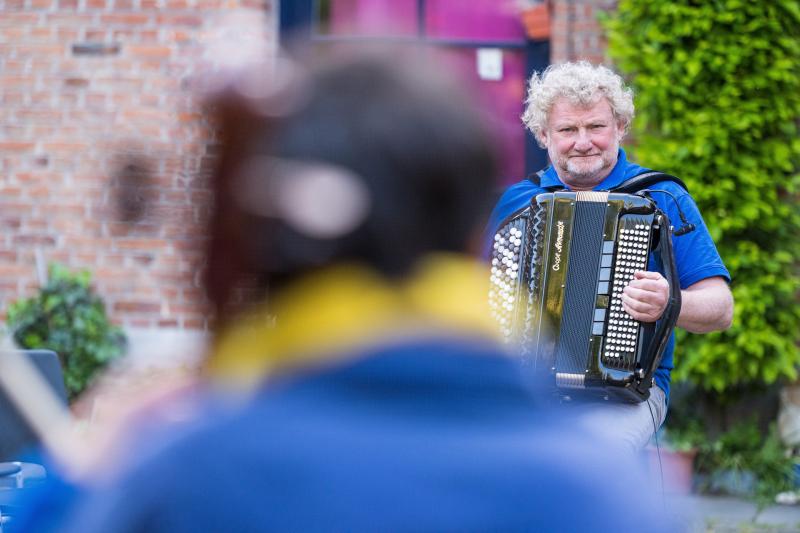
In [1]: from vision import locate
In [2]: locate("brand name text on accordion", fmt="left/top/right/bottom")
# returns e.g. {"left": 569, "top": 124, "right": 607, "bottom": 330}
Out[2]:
{"left": 553, "top": 220, "right": 565, "bottom": 271}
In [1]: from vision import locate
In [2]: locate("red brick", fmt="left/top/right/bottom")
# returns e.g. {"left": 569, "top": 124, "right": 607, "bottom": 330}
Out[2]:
{"left": 83, "top": 29, "right": 109, "bottom": 41}
{"left": 43, "top": 141, "right": 90, "bottom": 152}
{"left": 0, "top": 265, "right": 30, "bottom": 277}
{"left": 128, "top": 45, "right": 172, "bottom": 58}
{"left": 65, "top": 237, "right": 114, "bottom": 249}
{"left": 1, "top": 218, "right": 22, "bottom": 229}
{"left": 24, "top": 219, "right": 49, "bottom": 230}
{"left": 27, "top": 185, "right": 51, "bottom": 197}
{"left": 0, "top": 27, "right": 27, "bottom": 40}
{"left": 155, "top": 13, "right": 202, "bottom": 26}
{"left": 0, "top": 186, "right": 23, "bottom": 195}
{"left": 63, "top": 77, "right": 90, "bottom": 88}
{"left": 17, "top": 109, "right": 59, "bottom": 122}
{"left": 183, "top": 318, "right": 207, "bottom": 329}
{"left": 115, "top": 238, "right": 168, "bottom": 250}
{"left": 139, "top": 29, "right": 158, "bottom": 42}
{"left": 0, "top": 142, "right": 35, "bottom": 151}
{"left": 2, "top": 93, "right": 25, "bottom": 105}
{"left": 114, "top": 300, "right": 161, "bottom": 313}
{"left": 13, "top": 234, "right": 57, "bottom": 247}
{"left": 101, "top": 13, "right": 149, "bottom": 25}
{"left": 172, "top": 29, "right": 191, "bottom": 42}
{"left": 15, "top": 44, "right": 64, "bottom": 55}
{"left": 102, "top": 254, "right": 126, "bottom": 267}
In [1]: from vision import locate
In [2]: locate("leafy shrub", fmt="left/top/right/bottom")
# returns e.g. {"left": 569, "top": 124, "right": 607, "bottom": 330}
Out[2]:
{"left": 6, "top": 263, "right": 126, "bottom": 400}
{"left": 605, "top": 1, "right": 800, "bottom": 391}
{"left": 662, "top": 418, "right": 706, "bottom": 453}
{"left": 695, "top": 421, "right": 794, "bottom": 506}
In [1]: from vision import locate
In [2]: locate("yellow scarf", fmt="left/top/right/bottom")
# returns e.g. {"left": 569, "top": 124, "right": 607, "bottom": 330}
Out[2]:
{"left": 206, "top": 254, "right": 501, "bottom": 388}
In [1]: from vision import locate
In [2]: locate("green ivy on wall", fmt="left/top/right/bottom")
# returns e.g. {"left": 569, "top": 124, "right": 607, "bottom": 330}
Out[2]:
{"left": 604, "top": 1, "right": 800, "bottom": 391}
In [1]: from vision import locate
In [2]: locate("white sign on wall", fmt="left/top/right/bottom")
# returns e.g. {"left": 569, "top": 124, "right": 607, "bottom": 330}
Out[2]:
{"left": 476, "top": 48, "right": 503, "bottom": 81}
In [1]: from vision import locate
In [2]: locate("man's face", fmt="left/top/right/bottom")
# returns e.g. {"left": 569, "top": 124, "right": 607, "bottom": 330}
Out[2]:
{"left": 540, "top": 96, "right": 624, "bottom": 190}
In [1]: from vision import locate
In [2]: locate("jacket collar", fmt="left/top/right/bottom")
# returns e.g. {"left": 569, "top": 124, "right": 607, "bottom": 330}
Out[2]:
{"left": 206, "top": 254, "right": 501, "bottom": 388}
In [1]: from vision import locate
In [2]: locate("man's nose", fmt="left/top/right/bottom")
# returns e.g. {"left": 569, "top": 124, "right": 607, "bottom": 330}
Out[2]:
{"left": 574, "top": 129, "right": 592, "bottom": 151}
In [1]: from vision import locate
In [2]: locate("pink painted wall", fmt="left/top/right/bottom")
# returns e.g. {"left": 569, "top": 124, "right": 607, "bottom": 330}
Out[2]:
{"left": 323, "top": 0, "right": 527, "bottom": 183}
{"left": 329, "top": 0, "right": 417, "bottom": 36}
{"left": 426, "top": 0, "right": 525, "bottom": 42}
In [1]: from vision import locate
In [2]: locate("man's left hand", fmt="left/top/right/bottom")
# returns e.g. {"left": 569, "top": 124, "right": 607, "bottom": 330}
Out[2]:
{"left": 621, "top": 271, "right": 669, "bottom": 323}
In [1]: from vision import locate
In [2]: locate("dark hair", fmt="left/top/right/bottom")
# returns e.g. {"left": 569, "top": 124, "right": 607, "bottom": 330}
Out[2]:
{"left": 206, "top": 52, "right": 497, "bottom": 316}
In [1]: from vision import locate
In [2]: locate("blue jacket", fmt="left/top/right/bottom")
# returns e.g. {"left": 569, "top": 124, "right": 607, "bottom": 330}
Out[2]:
{"left": 19, "top": 338, "right": 675, "bottom": 532}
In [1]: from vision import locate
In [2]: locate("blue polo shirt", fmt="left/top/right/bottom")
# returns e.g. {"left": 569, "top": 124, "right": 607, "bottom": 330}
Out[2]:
{"left": 486, "top": 149, "right": 730, "bottom": 406}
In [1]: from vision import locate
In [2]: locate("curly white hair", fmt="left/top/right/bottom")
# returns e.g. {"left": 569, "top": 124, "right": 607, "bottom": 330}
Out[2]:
{"left": 521, "top": 61, "right": 634, "bottom": 147}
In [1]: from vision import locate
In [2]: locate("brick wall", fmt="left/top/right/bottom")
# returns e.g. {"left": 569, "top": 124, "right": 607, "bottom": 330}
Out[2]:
{"left": 549, "top": 0, "right": 617, "bottom": 65}
{"left": 0, "top": 0, "right": 617, "bottom": 337}
{"left": 0, "top": 0, "right": 276, "bottom": 332}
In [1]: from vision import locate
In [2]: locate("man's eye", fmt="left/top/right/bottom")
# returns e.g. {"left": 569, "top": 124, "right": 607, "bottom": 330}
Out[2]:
{"left": 590, "top": 124, "right": 606, "bottom": 129}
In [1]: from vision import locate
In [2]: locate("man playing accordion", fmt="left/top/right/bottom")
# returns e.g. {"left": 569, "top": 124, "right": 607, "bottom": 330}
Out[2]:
{"left": 486, "top": 61, "right": 734, "bottom": 452}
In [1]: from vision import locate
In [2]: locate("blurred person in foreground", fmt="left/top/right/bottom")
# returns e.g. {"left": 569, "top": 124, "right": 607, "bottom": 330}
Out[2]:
{"left": 486, "top": 61, "right": 733, "bottom": 452}
{"left": 14, "top": 53, "right": 674, "bottom": 532}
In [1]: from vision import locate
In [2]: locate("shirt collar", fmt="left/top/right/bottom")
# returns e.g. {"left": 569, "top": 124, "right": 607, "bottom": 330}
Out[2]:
{"left": 540, "top": 148, "right": 631, "bottom": 191}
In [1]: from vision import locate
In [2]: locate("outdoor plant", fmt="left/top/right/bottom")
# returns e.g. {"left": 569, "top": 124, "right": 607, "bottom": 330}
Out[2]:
{"left": 605, "top": 1, "right": 800, "bottom": 391}
{"left": 695, "top": 421, "right": 794, "bottom": 508}
{"left": 5, "top": 263, "right": 126, "bottom": 400}
{"left": 662, "top": 418, "right": 706, "bottom": 454}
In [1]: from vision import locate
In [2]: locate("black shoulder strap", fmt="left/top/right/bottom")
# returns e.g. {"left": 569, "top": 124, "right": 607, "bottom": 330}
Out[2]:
{"left": 610, "top": 171, "right": 689, "bottom": 194}
{"left": 526, "top": 169, "right": 565, "bottom": 192}
{"left": 527, "top": 169, "right": 688, "bottom": 194}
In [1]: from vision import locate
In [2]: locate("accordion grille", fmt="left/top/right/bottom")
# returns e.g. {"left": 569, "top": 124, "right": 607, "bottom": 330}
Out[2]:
{"left": 554, "top": 201, "right": 606, "bottom": 376}
{"left": 520, "top": 204, "right": 546, "bottom": 363}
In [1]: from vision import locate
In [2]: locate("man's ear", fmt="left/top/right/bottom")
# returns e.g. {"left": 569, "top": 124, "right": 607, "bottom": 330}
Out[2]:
{"left": 616, "top": 120, "right": 626, "bottom": 142}
{"left": 537, "top": 130, "right": 550, "bottom": 148}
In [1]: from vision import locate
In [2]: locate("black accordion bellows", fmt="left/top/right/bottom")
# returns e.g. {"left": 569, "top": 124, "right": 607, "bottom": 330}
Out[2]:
{"left": 489, "top": 191, "right": 681, "bottom": 403}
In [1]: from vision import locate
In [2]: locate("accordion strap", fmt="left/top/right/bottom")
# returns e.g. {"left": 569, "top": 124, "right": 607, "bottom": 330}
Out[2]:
{"left": 611, "top": 171, "right": 689, "bottom": 194}
{"left": 527, "top": 169, "right": 689, "bottom": 194}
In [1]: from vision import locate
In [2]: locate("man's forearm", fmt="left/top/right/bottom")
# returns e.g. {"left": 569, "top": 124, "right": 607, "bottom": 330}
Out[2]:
{"left": 676, "top": 277, "right": 734, "bottom": 333}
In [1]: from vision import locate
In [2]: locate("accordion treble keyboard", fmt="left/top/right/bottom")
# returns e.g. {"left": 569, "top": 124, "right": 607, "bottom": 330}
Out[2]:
{"left": 603, "top": 222, "right": 650, "bottom": 369}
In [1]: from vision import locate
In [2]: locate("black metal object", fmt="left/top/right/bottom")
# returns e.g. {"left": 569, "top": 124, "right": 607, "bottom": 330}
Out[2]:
{"left": 0, "top": 350, "right": 67, "bottom": 462}
{"left": 71, "top": 42, "right": 121, "bottom": 56}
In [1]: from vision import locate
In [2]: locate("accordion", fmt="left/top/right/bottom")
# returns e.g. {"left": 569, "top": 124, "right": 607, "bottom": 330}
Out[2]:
{"left": 489, "top": 190, "right": 681, "bottom": 403}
